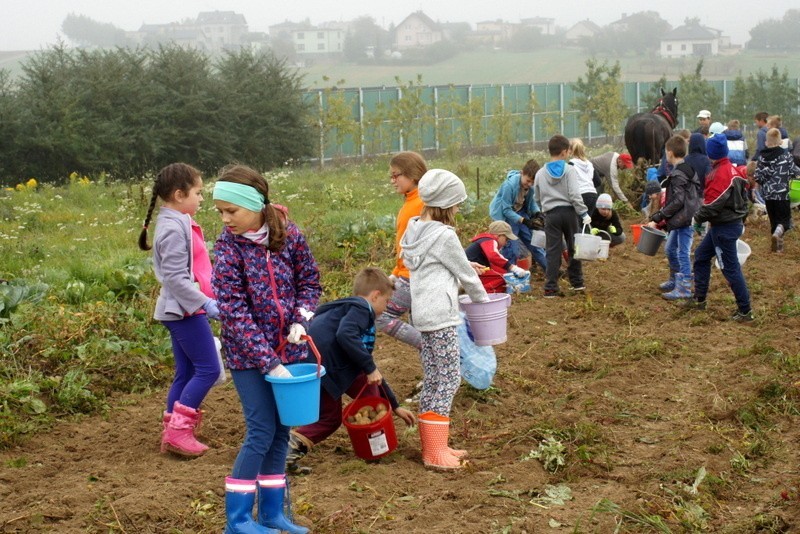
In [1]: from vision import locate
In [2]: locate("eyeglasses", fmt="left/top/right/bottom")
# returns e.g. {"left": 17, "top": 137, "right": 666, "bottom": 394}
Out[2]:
{"left": 389, "top": 172, "right": 404, "bottom": 180}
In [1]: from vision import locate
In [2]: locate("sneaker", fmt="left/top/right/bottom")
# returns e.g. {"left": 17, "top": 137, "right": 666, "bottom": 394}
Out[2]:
{"left": 286, "top": 432, "right": 309, "bottom": 469}
{"left": 772, "top": 224, "right": 785, "bottom": 253}
{"left": 569, "top": 285, "right": 585, "bottom": 292}
{"left": 544, "top": 289, "right": 565, "bottom": 298}
{"left": 681, "top": 299, "right": 707, "bottom": 310}
{"left": 731, "top": 310, "right": 754, "bottom": 322}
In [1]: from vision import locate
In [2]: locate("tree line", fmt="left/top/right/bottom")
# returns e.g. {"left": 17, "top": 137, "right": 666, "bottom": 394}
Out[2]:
{"left": 0, "top": 45, "right": 312, "bottom": 183}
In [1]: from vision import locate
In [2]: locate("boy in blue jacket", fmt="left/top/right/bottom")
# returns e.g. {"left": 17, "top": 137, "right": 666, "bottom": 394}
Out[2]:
{"left": 488, "top": 159, "right": 546, "bottom": 273}
{"left": 287, "top": 267, "right": 416, "bottom": 471}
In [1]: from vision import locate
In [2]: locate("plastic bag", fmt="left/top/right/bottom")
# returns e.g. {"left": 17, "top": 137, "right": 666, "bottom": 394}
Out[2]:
{"left": 503, "top": 271, "right": 531, "bottom": 294}
{"left": 457, "top": 313, "right": 497, "bottom": 390}
{"left": 213, "top": 337, "right": 227, "bottom": 387}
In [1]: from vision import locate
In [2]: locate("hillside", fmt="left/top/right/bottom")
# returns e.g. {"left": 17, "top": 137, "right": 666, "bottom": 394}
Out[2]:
{"left": 298, "top": 48, "right": 800, "bottom": 88}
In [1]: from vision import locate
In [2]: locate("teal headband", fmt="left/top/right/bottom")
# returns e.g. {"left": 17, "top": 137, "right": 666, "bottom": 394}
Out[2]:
{"left": 213, "top": 181, "right": 267, "bottom": 212}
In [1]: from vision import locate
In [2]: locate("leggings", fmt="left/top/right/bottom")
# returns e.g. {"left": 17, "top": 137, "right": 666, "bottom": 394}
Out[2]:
{"left": 418, "top": 326, "right": 460, "bottom": 416}
{"left": 162, "top": 314, "right": 219, "bottom": 411}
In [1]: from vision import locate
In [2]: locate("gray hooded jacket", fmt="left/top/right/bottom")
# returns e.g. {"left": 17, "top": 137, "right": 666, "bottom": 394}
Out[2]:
{"left": 400, "top": 217, "right": 488, "bottom": 332}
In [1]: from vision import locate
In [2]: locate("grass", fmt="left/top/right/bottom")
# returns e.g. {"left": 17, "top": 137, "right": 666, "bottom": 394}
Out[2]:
{"left": 298, "top": 48, "right": 800, "bottom": 88}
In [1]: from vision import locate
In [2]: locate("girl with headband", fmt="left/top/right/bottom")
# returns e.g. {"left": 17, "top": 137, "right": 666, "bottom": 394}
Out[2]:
{"left": 211, "top": 164, "right": 321, "bottom": 534}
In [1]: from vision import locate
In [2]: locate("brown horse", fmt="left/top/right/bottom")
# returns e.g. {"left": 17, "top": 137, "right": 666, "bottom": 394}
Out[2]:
{"left": 624, "top": 88, "right": 678, "bottom": 167}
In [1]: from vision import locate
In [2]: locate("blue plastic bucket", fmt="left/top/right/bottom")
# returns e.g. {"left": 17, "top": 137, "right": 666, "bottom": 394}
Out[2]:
{"left": 264, "top": 337, "right": 326, "bottom": 426}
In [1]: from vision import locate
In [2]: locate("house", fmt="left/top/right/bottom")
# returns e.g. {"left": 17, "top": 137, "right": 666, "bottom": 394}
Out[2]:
{"left": 520, "top": 17, "right": 555, "bottom": 36}
{"left": 394, "top": 11, "right": 444, "bottom": 50}
{"left": 475, "top": 20, "right": 517, "bottom": 46}
{"left": 564, "top": 20, "right": 601, "bottom": 43}
{"left": 126, "top": 11, "right": 249, "bottom": 53}
{"left": 660, "top": 23, "right": 720, "bottom": 58}
{"left": 196, "top": 11, "right": 248, "bottom": 52}
{"left": 292, "top": 26, "right": 345, "bottom": 56}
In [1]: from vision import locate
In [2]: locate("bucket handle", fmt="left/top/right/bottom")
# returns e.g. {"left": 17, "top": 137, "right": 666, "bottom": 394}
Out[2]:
{"left": 581, "top": 223, "right": 592, "bottom": 234}
{"left": 300, "top": 334, "right": 323, "bottom": 378}
{"left": 343, "top": 382, "right": 391, "bottom": 418}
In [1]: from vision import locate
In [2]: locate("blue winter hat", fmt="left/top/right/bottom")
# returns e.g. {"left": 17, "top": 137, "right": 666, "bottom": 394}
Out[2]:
{"left": 706, "top": 133, "right": 729, "bottom": 160}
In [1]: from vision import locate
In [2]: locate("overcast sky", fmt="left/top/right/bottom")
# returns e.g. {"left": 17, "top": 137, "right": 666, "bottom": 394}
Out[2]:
{"left": 3, "top": 0, "right": 796, "bottom": 51}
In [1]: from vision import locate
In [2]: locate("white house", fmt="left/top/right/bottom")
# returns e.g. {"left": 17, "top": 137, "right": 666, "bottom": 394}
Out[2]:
{"left": 520, "top": 17, "right": 555, "bottom": 36}
{"left": 564, "top": 20, "right": 601, "bottom": 42}
{"left": 475, "top": 20, "right": 517, "bottom": 45}
{"left": 394, "top": 11, "right": 443, "bottom": 50}
{"left": 660, "top": 24, "right": 720, "bottom": 58}
{"left": 196, "top": 11, "right": 248, "bottom": 51}
{"left": 291, "top": 27, "right": 345, "bottom": 55}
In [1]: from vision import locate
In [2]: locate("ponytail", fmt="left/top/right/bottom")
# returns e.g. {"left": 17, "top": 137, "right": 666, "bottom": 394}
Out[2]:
{"left": 264, "top": 204, "right": 287, "bottom": 252}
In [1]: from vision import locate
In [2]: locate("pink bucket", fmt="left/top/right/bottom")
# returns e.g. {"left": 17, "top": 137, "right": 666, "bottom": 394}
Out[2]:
{"left": 458, "top": 293, "right": 511, "bottom": 346}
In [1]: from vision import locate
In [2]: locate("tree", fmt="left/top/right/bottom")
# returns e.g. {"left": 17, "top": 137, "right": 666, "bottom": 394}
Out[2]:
{"left": 727, "top": 66, "right": 800, "bottom": 128}
{"left": 215, "top": 49, "right": 312, "bottom": 169}
{"left": 677, "top": 60, "right": 721, "bottom": 126}
{"left": 572, "top": 59, "right": 629, "bottom": 140}
{"left": 508, "top": 27, "right": 545, "bottom": 52}
{"left": 62, "top": 14, "right": 129, "bottom": 48}
{"left": 343, "top": 17, "right": 388, "bottom": 62}
{"left": 748, "top": 9, "right": 800, "bottom": 50}
{"left": 582, "top": 11, "right": 671, "bottom": 55}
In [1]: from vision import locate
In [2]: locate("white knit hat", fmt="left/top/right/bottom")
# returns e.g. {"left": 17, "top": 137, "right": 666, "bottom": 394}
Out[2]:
{"left": 418, "top": 169, "right": 467, "bottom": 208}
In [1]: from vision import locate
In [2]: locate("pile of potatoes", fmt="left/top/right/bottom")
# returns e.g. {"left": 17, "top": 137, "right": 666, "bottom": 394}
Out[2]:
{"left": 346, "top": 402, "right": 388, "bottom": 425}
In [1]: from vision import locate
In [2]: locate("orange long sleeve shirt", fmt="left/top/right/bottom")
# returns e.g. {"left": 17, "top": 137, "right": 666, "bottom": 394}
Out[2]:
{"left": 392, "top": 188, "right": 424, "bottom": 279}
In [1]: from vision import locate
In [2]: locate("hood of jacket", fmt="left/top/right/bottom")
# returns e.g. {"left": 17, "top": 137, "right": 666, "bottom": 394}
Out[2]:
{"left": 470, "top": 232, "right": 497, "bottom": 243}
{"left": 400, "top": 217, "right": 450, "bottom": 271}
{"left": 571, "top": 158, "right": 592, "bottom": 176}
{"left": 724, "top": 129, "right": 744, "bottom": 141}
{"left": 314, "top": 296, "right": 369, "bottom": 318}
{"left": 759, "top": 145, "right": 786, "bottom": 162}
{"left": 689, "top": 133, "right": 707, "bottom": 155}
{"left": 544, "top": 160, "right": 566, "bottom": 179}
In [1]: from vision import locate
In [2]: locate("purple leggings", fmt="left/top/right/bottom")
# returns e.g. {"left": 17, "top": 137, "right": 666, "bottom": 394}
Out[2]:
{"left": 162, "top": 314, "right": 219, "bottom": 411}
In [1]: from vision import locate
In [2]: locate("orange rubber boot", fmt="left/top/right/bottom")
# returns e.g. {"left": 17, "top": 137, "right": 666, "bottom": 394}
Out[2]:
{"left": 418, "top": 411, "right": 467, "bottom": 470}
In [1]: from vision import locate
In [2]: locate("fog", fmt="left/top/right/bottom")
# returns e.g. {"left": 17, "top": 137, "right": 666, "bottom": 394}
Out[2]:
{"left": 3, "top": 0, "right": 795, "bottom": 51}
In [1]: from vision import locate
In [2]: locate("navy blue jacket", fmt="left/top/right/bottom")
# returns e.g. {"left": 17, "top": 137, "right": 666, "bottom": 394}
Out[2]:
{"left": 304, "top": 297, "right": 399, "bottom": 408}
{"left": 685, "top": 133, "right": 712, "bottom": 198}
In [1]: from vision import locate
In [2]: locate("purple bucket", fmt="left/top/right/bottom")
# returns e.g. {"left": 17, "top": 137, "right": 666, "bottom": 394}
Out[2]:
{"left": 458, "top": 293, "right": 510, "bottom": 346}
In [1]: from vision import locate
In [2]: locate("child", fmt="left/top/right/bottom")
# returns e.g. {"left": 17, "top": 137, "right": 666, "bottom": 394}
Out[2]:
{"left": 286, "top": 268, "right": 416, "bottom": 470}
{"left": 377, "top": 151, "right": 425, "bottom": 350}
{"left": 646, "top": 135, "right": 701, "bottom": 300}
{"left": 488, "top": 159, "right": 546, "bottom": 273}
{"left": 590, "top": 193, "right": 626, "bottom": 248}
{"left": 212, "top": 164, "right": 321, "bottom": 534}
{"left": 400, "top": 169, "right": 490, "bottom": 470}
{"left": 724, "top": 119, "right": 748, "bottom": 166}
{"left": 685, "top": 134, "right": 753, "bottom": 322}
{"left": 534, "top": 134, "right": 591, "bottom": 298}
{"left": 755, "top": 128, "right": 800, "bottom": 253}
{"left": 465, "top": 220, "right": 528, "bottom": 293}
{"left": 589, "top": 151, "right": 634, "bottom": 209}
{"left": 569, "top": 138, "right": 599, "bottom": 214}
{"left": 138, "top": 162, "right": 219, "bottom": 458}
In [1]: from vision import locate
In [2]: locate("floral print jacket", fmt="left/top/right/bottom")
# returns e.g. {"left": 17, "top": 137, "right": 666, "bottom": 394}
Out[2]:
{"left": 212, "top": 221, "right": 321, "bottom": 374}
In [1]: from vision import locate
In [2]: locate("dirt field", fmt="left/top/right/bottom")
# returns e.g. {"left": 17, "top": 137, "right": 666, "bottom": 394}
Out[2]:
{"left": 2, "top": 213, "right": 800, "bottom": 533}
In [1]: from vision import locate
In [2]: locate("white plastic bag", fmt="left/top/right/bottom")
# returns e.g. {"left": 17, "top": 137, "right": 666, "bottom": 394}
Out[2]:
{"left": 457, "top": 313, "right": 497, "bottom": 390}
{"left": 213, "top": 337, "right": 227, "bottom": 386}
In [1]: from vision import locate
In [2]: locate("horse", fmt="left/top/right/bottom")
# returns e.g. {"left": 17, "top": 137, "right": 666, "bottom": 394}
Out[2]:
{"left": 624, "top": 88, "right": 678, "bottom": 168}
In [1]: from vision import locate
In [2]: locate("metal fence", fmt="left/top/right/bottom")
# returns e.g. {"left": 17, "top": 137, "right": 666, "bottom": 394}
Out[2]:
{"left": 303, "top": 79, "right": 796, "bottom": 161}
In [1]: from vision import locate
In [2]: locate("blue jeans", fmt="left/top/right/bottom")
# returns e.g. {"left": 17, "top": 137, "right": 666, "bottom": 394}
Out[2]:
{"left": 230, "top": 368, "right": 290, "bottom": 479}
{"left": 693, "top": 221, "right": 751, "bottom": 313}
{"left": 162, "top": 314, "right": 219, "bottom": 411}
{"left": 500, "top": 211, "right": 546, "bottom": 272}
{"left": 664, "top": 226, "right": 693, "bottom": 277}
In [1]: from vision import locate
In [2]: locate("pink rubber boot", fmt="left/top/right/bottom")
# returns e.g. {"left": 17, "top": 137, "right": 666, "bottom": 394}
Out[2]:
{"left": 161, "top": 402, "right": 208, "bottom": 457}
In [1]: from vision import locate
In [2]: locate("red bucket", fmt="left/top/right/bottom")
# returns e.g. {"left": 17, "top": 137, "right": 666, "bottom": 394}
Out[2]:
{"left": 631, "top": 224, "right": 643, "bottom": 245}
{"left": 342, "top": 384, "right": 397, "bottom": 461}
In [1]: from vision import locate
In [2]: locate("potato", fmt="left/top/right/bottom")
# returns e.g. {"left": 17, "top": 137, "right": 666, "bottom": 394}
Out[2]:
{"left": 357, "top": 406, "right": 372, "bottom": 416}
{"left": 346, "top": 415, "right": 356, "bottom": 424}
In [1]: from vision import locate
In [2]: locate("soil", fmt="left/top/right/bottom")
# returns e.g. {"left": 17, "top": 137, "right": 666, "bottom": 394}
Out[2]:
{"left": 2, "top": 213, "right": 800, "bottom": 533}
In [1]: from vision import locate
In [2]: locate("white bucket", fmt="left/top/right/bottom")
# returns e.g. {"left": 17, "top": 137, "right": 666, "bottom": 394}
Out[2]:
{"left": 530, "top": 230, "right": 546, "bottom": 248}
{"left": 597, "top": 239, "right": 610, "bottom": 260}
{"left": 714, "top": 239, "right": 751, "bottom": 269}
{"left": 573, "top": 226, "right": 601, "bottom": 261}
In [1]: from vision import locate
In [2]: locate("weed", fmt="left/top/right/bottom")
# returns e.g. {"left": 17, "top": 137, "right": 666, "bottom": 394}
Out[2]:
{"left": 778, "top": 295, "right": 800, "bottom": 317}
{"left": 522, "top": 436, "right": 566, "bottom": 473}
{"left": 730, "top": 451, "right": 750, "bottom": 473}
{"left": 591, "top": 498, "right": 672, "bottom": 533}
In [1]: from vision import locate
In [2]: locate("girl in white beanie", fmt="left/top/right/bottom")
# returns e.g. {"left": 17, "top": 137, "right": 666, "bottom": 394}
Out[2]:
{"left": 400, "top": 169, "right": 489, "bottom": 470}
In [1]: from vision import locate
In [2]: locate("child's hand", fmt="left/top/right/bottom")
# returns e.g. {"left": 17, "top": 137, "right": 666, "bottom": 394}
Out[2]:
{"left": 395, "top": 407, "right": 416, "bottom": 427}
{"left": 366, "top": 369, "right": 383, "bottom": 385}
{"left": 469, "top": 261, "right": 488, "bottom": 276}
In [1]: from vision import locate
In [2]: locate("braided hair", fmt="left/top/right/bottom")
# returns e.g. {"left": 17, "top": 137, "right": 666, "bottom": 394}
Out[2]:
{"left": 138, "top": 163, "right": 201, "bottom": 251}
{"left": 216, "top": 164, "right": 286, "bottom": 252}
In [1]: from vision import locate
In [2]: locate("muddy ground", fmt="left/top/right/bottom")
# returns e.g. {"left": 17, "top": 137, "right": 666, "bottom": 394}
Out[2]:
{"left": 2, "top": 213, "right": 800, "bottom": 533}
